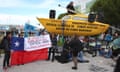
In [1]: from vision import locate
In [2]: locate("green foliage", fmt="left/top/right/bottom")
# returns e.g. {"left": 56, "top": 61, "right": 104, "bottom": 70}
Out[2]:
{"left": 74, "top": 5, "right": 81, "bottom": 14}
{"left": 91, "top": 0, "right": 120, "bottom": 25}
{"left": 57, "top": 13, "right": 68, "bottom": 19}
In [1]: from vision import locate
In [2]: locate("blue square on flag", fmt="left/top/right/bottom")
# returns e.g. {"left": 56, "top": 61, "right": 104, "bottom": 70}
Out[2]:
{"left": 11, "top": 37, "right": 24, "bottom": 51}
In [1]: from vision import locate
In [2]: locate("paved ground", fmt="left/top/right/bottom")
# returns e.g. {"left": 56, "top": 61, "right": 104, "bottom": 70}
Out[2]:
{"left": 0, "top": 53, "right": 115, "bottom": 72}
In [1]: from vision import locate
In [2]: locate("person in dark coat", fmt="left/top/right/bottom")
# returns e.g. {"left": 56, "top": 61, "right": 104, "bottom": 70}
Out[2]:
{"left": 2, "top": 31, "right": 12, "bottom": 69}
{"left": 114, "top": 56, "right": 120, "bottom": 72}
{"left": 47, "top": 33, "right": 57, "bottom": 62}
{"left": 62, "top": 39, "right": 71, "bottom": 60}
{"left": 66, "top": 1, "right": 76, "bottom": 14}
{"left": 111, "top": 34, "right": 120, "bottom": 72}
{"left": 69, "top": 35, "right": 83, "bottom": 70}
{"left": 112, "top": 48, "right": 120, "bottom": 72}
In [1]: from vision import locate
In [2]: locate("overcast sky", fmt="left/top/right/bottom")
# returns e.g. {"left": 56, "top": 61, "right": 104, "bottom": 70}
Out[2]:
{"left": 0, "top": 0, "right": 91, "bottom": 27}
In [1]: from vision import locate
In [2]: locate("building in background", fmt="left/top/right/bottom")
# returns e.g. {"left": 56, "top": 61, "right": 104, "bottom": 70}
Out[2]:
{"left": 0, "top": 24, "right": 42, "bottom": 36}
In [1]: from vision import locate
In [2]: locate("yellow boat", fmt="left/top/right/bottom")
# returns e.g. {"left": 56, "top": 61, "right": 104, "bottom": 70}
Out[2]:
{"left": 37, "top": 14, "right": 109, "bottom": 36}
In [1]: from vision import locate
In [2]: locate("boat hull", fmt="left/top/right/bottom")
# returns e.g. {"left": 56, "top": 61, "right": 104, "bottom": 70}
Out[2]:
{"left": 37, "top": 18, "right": 109, "bottom": 36}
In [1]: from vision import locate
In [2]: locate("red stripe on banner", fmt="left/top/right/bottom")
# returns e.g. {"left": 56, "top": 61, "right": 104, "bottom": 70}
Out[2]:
{"left": 10, "top": 51, "right": 24, "bottom": 65}
{"left": 23, "top": 48, "right": 48, "bottom": 64}
{"left": 10, "top": 48, "right": 48, "bottom": 66}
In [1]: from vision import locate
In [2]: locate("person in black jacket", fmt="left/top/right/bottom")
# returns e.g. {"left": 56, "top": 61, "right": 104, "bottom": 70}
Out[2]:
{"left": 111, "top": 34, "right": 120, "bottom": 72}
{"left": 112, "top": 48, "right": 120, "bottom": 72}
{"left": 47, "top": 33, "right": 57, "bottom": 62}
{"left": 66, "top": 1, "right": 76, "bottom": 14}
{"left": 2, "top": 31, "right": 12, "bottom": 69}
{"left": 69, "top": 35, "right": 83, "bottom": 70}
{"left": 114, "top": 56, "right": 120, "bottom": 72}
{"left": 62, "top": 39, "right": 71, "bottom": 60}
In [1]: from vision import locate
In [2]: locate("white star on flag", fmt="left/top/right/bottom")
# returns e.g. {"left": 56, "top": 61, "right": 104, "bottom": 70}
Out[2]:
{"left": 14, "top": 41, "right": 20, "bottom": 47}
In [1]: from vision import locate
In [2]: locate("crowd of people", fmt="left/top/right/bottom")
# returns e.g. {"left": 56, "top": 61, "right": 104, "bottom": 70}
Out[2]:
{"left": 0, "top": 1, "right": 120, "bottom": 72}
{"left": 0, "top": 28, "right": 120, "bottom": 72}
{"left": 45, "top": 30, "right": 120, "bottom": 71}
{"left": 2, "top": 29, "right": 120, "bottom": 71}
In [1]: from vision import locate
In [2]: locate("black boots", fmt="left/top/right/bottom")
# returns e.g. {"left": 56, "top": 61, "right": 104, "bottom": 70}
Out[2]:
{"left": 72, "top": 66, "right": 77, "bottom": 70}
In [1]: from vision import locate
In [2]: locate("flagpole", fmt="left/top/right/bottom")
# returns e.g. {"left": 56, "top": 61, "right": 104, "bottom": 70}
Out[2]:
{"left": 61, "top": 20, "right": 65, "bottom": 49}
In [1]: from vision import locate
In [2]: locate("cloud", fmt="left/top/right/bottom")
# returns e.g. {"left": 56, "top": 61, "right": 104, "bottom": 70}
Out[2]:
{"left": 0, "top": 13, "right": 46, "bottom": 28}
{"left": 0, "top": 0, "right": 23, "bottom": 7}
{"left": 22, "top": 0, "right": 57, "bottom": 9}
{"left": 38, "top": 0, "right": 56, "bottom": 8}
{"left": 0, "top": 13, "right": 45, "bottom": 28}
{"left": 0, "top": 0, "right": 91, "bottom": 27}
{"left": 74, "top": 0, "right": 91, "bottom": 6}
{"left": 0, "top": 0, "right": 91, "bottom": 9}
{"left": 74, "top": 0, "right": 91, "bottom": 11}
{"left": 0, "top": 0, "right": 57, "bottom": 9}
{"left": 0, "top": 0, "right": 66, "bottom": 27}
{"left": 0, "top": 14, "right": 30, "bottom": 24}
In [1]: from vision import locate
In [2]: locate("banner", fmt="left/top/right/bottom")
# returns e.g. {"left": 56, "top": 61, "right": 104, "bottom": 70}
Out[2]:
{"left": 24, "top": 34, "right": 52, "bottom": 51}
{"left": 10, "top": 35, "right": 50, "bottom": 65}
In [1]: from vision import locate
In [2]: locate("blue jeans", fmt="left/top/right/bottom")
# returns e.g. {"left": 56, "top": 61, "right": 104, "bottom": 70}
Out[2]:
{"left": 78, "top": 51, "right": 84, "bottom": 61}
{"left": 99, "top": 48, "right": 105, "bottom": 56}
{"left": 68, "top": 51, "right": 84, "bottom": 61}
{"left": 105, "top": 49, "right": 112, "bottom": 58}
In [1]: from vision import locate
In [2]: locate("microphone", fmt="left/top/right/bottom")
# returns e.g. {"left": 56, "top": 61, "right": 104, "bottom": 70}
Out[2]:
{"left": 58, "top": 4, "right": 61, "bottom": 7}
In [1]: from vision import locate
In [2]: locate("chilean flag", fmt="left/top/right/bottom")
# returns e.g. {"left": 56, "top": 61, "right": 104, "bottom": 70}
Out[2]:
{"left": 10, "top": 36, "right": 49, "bottom": 65}
{"left": 10, "top": 37, "right": 24, "bottom": 65}
{"left": 11, "top": 37, "right": 24, "bottom": 51}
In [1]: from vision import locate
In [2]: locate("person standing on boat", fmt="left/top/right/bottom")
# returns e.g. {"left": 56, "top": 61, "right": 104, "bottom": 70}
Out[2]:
{"left": 66, "top": 1, "right": 76, "bottom": 14}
